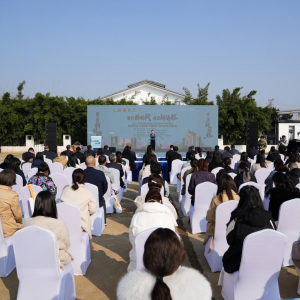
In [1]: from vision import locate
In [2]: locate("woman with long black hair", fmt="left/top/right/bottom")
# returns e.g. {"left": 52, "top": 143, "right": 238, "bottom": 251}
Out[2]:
{"left": 216, "top": 157, "right": 236, "bottom": 181}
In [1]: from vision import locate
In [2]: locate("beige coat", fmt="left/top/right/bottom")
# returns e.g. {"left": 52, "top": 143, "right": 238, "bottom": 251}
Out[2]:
{"left": 60, "top": 184, "right": 97, "bottom": 238}
{"left": 250, "top": 163, "right": 269, "bottom": 175}
{"left": 0, "top": 185, "right": 23, "bottom": 238}
{"left": 53, "top": 156, "right": 68, "bottom": 167}
{"left": 24, "top": 216, "right": 73, "bottom": 270}
{"left": 204, "top": 190, "right": 240, "bottom": 250}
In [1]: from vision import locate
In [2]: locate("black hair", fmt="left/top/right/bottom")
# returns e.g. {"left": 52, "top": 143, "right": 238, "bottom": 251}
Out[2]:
{"left": 72, "top": 169, "right": 86, "bottom": 190}
{"left": 272, "top": 172, "right": 300, "bottom": 194}
{"left": 150, "top": 162, "right": 162, "bottom": 174}
{"left": 60, "top": 151, "right": 67, "bottom": 156}
{"left": 170, "top": 145, "right": 174, "bottom": 149}
{"left": 98, "top": 155, "right": 107, "bottom": 165}
{"left": 187, "top": 152, "right": 195, "bottom": 161}
{"left": 224, "top": 146, "right": 230, "bottom": 152}
{"left": 28, "top": 147, "right": 34, "bottom": 151}
{"left": 38, "top": 162, "right": 50, "bottom": 174}
{"left": 67, "top": 153, "right": 78, "bottom": 168}
{"left": 32, "top": 191, "right": 57, "bottom": 219}
{"left": 8, "top": 157, "right": 21, "bottom": 173}
{"left": 240, "top": 152, "right": 248, "bottom": 162}
{"left": 196, "top": 147, "right": 202, "bottom": 157}
{"left": 215, "top": 145, "right": 219, "bottom": 151}
{"left": 76, "top": 147, "right": 81, "bottom": 152}
{"left": 84, "top": 151, "right": 92, "bottom": 158}
{"left": 231, "top": 145, "right": 235, "bottom": 149}
{"left": 223, "top": 157, "right": 232, "bottom": 172}
{"left": 145, "top": 154, "right": 157, "bottom": 166}
{"left": 104, "top": 145, "right": 109, "bottom": 149}
{"left": 87, "top": 145, "right": 92, "bottom": 150}
{"left": 212, "top": 151, "right": 222, "bottom": 164}
{"left": 173, "top": 146, "right": 179, "bottom": 152}
{"left": 238, "top": 161, "right": 251, "bottom": 182}
{"left": 35, "top": 152, "right": 44, "bottom": 161}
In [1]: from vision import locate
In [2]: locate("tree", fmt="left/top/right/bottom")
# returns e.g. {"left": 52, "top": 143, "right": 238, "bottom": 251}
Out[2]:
{"left": 17, "top": 81, "right": 26, "bottom": 100}
{"left": 182, "top": 83, "right": 214, "bottom": 105}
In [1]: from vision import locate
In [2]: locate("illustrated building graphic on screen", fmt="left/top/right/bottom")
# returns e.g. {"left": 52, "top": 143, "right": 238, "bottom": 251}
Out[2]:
{"left": 93, "top": 112, "right": 102, "bottom": 136}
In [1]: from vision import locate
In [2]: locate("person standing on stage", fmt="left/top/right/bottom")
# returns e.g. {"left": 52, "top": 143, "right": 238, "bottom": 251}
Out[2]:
{"left": 150, "top": 130, "right": 156, "bottom": 151}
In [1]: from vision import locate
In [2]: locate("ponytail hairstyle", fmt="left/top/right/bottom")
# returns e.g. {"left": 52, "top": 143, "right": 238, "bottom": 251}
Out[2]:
{"left": 223, "top": 157, "right": 232, "bottom": 172}
{"left": 190, "top": 158, "right": 199, "bottom": 173}
{"left": 145, "top": 189, "right": 162, "bottom": 203}
{"left": 67, "top": 154, "right": 78, "bottom": 168}
{"left": 72, "top": 169, "right": 86, "bottom": 190}
{"left": 238, "top": 161, "right": 251, "bottom": 183}
{"left": 143, "top": 228, "right": 185, "bottom": 300}
{"left": 148, "top": 174, "right": 163, "bottom": 190}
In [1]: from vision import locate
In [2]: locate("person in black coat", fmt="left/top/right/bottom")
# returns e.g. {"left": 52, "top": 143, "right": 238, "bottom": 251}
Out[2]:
{"left": 247, "top": 144, "right": 259, "bottom": 159}
{"left": 107, "top": 154, "right": 125, "bottom": 188}
{"left": 269, "top": 172, "right": 300, "bottom": 221}
{"left": 84, "top": 156, "right": 108, "bottom": 223}
{"left": 84, "top": 145, "right": 96, "bottom": 157}
{"left": 8, "top": 157, "right": 26, "bottom": 186}
{"left": 216, "top": 157, "right": 236, "bottom": 182}
{"left": 234, "top": 162, "right": 257, "bottom": 190}
{"left": 186, "top": 146, "right": 197, "bottom": 159}
{"left": 165, "top": 145, "right": 174, "bottom": 160}
{"left": 22, "top": 147, "right": 35, "bottom": 161}
{"left": 223, "top": 185, "right": 275, "bottom": 273}
{"left": 122, "top": 145, "right": 136, "bottom": 171}
{"left": 221, "top": 146, "right": 233, "bottom": 160}
{"left": 208, "top": 152, "right": 223, "bottom": 172}
{"left": 74, "top": 147, "right": 85, "bottom": 163}
{"left": 0, "top": 154, "right": 14, "bottom": 170}
{"left": 167, "top": 146, "right": 182, "bottom": 173}
{"left": 205, "top": 151, "right": 213, "bottom": 165}
{"left": 65, "top": 145, "right": 73, "bottom": 158}
{"left": 266, "top": 146, "right": 281, "bottom": 162}
{"left": 42, "top": 145, "right": 58, "bottom": 161}
{"left": 103, "top": 145, "right": 111, "bottom": 156}
{"left": 286, "top": 163, "right": 300, "bottom": 186}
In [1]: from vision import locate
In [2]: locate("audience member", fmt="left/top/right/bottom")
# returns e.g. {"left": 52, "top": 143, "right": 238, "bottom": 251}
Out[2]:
{"left": 42, "top": 145, "right": 58, "bottom": 161}
{"left": 28, "top": 162, "right": 57, "bottom": 197}
{"left": 223, "top": 185, "right": 275, "bottom": 273}
{"left": 188, "top": 160, "right": 216, "bottom": 206}
{"left": 234, "top": 161, "right": 257, "bottom": 189}
{"left": 96, "top": 155, "right": 115, "bottom": 186}
{"left": 53, "top": 151, "right": 68, "bottom": 167}
{"left": 181, "top": 159, "right": 198, "bottom": 196}
{"left": 84, "top": 156, "right": 108, "bottom": 223}
{"left": 103, "top": 145, "right": 111, "bottom": 156}
{"left": 208, "top": 151, "right": 223, "bottom": 172}
{"left": 21, "top": 152, "right": 34, "bottom": 168}
{"left": 8, "top": 157, "right": 26, "bottom": 186}
{"left": 204, "top": 175, "right": 240, "bottom": 249}
{"left": 31, "top": 152, "right": 44, "bottom": 168}
{"left": 107, "top": 154, "right": 125, "bottom": 188}
{"left": 85, "top": 145, "right": 95, "bottom": 157}
{"left": 75, "top": 146, "right": 85, "bottom": 163}
{"left": 186, "top": 146, "right": 197, "bottom": 159}
{"left": 65, "top": 153, "right": 80, "bottom": 169}
{"left": 235, "top": 152, "right": 251, "bottom": 171}
{"left": 122, "top": 144, "right": 137, "bottom": 171}
{"left": 65, "top": 145, "right": 73, "bottom": 158}
{"left": 269, "top": 172, "right": 300, "bottom": 221}
{"left": 195, "top": 147, "right": 203, "bottom": 160}
{"left": 214, "top": 145, "right": 221, "bottom": 154}
{"left": 24, "top": 191, "right": 73, "bottom": 270}
{"left": 95, "top": 148, "right": 104, "bottom": 159}
{"left": 117, "top": 228, "right": 212, "bottom": 300}
{"left": 205, "top": 151, "right": 213, "bottom": 164}
{"left": 286, "top": 163, "right": 300, "bottom": 185}
{"left": 181, "top": 151, "right": 195, "bottom": 170}
{"left": 0, "top": 169, "right": 23, "bottom": 237}
{"left": 266, "top": 146, "right": 281, "bottom": 162}
{"left": 139, "top": 154, "right": 158, "bottom": 182}
{"left": 216, "top": 157, "right": 236, "bottom": 181}
{"left": 165, "top": 145, "right": 174, "bottom": 160}
{"left": 143, "top": 145, "right": 157, "bottom": 163}
{"left": 167, "top": 146, "right": 182, "bottom": 173}
{"left": 128, "top": 189, "right": 177, "bottom": 271}
{"left": 250, "top": 152, "right": 269, "bottom": 175}
{"left": 285, "top": 152, "right": 300, "bottom": 168}
{"left": 116, "top": 151, "right": 127, "bottom": 175}
{"left": 247, "top": 144, "right": 259, "bottom": 159}
{"left": 22, "top": 147, "right": 35, "bottom": 161}
{"left": 60, "top": 169, "right": 97, "bottom": 238}
{"left": 221, "top": 146, "right": 233, "bottom": 160}
{"left": 229, "top": 145, "right": 239, "bottom": 155}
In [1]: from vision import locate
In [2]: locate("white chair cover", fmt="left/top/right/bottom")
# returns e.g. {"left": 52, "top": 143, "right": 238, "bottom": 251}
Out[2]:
{"left": 27, "top": 168, "right": 38, "bottom": 180}
{"left": 13, "top": 226, "right": 76, "bottom": 300}
{"left": 50, "top": 162, "right": 64, "bottom": 174}
{"left": 232, "top": 154, "right": 241, "bottom": 162}
{"left": 221, "top": 230, "right": 288, "bottom": 300}
{"left": 280, "top": 153, "right": 285, "bottom": 162}
{"left": 228, "top": 172, "right": 237, "bottom": 179}
{"left": 21, "top": 163, "right": 32, "bottom": 178}
{"left": 239, "top": 182, "right": 264, "bottom": 201}
{"left": 181, "top": 173, "right": 192, "bottom": 217}
{"left": 50, "top": 173, "right": 68, "bottom": 201}
{"left": 211, "top": 167, "right": 224, "bottom": 178}
{"left": 140, "top": 183, "right": 164, "bottom": 197}
{"left": 63, "top": 167, "right": 75, "bottom": 186}
{"left": 0, "top": 217, "right": 16, "bottom": 277}
{"left": 110, "top": 168, "right": 123, "bottom": 201}
{"left": 20, "top": 185, "right": 43, "bottom": 219}
{"left": 103, "top": 175, "right": 114, "bottom": 214}
{"left": 176, "top": 163, "right": 183, "bottom": 193}
{"left": 0, "top": 168, "right": 2, "bottom": 172}
{"left": 44, "top": 158, "right": 53, "bottom": 166}
{"left": 296, "top": 183, "right": 300, "bottom": 190}
{"left": 204, "top": 201, "right": 238, "bottom": 272}
{"left": 169, "top": 159, "right": 183, "bottom": 184}
{"left": 190, "top": 182, "right": 217, "bottom": 234}
{"left": 85, "top": 183, "right": 105, "bottom": 236}
{"left": 12, "top": 174, "right": 23, "bottom": 198}
{"left": 178, "top": 166, "right": 192, "bottom": 203}
{"left": 79, "top": 162, "right": 86, "bottom": 170}
{"left": 277, "top": 198, "right": 300, "bottom": 266}
{"left": 57, "top": 203, "right": 91, "bottom": 275}
{"left": 268, "top": 162, "right": 274, "bottom": 171}
{"left": 255, "top": 168, "right": 271, "bottom": 189}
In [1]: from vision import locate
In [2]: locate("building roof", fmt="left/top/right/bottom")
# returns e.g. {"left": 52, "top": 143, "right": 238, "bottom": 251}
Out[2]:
{"left": 103, "top": 80, "right": 186, "bottom": 99}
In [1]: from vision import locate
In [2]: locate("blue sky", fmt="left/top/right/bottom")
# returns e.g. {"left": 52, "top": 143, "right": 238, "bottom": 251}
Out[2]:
{"left": 1, "top": 0, "right": 299, "bottom": 110}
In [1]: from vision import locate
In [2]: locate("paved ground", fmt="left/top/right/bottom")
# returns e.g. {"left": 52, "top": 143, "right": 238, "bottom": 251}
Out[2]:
{"left": 0, "top": 152, "right": 299, "bottom": 299}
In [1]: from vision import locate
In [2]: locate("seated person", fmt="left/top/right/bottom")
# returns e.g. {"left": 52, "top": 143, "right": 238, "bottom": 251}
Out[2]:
{"left": 234, "top": 161, "right": 257, "bottom": 190}
{"left": 186, "top": 146, "right": 197, "bottom": 159}
{"left": 24, "top": 191, "right": 73, "bottom": 270}
{"left": 21, "top": 152, "right": 34, "bottom": 168}
{"left": 84, "top": 145, "right": 95, "bottom": 157}
{"left": 286, "top": 162, "right": 300, "bottom": 186}
{"left": 128, "top": 189, "right": 177, "bottom": 271}
{"left": 43, "top": 145, "right": 58, "bottom": 161}
{"left": 117, "top": 228, "right": 212, "bottom": 300}
{"left": 205, "top": 151, "right": 213, "bottom": 164}
{"left": 0, "top": 154, "right": 14, "bottom": 170}
{"left": 266, "top": 146, "right": 281, "bottom": 162}
{"left": 22, "top": 147, "right": 35, "bottom": 161}
{"left": 75, "top": 146, "right": 85, "bottom": 163}
{"left": 0, "top": 169, "right": 23, "bottom": 237}
{"left": 204, "top": 175, "right": 240, "bottom": 250}
{"left": 195, "top": 147, "right": 203, "bottom": 160}
{"left": 28, "top": 162, "right": 57, "bottom": 197}
{"left": 223, "top": 185, "right": 275, "bottom": 274}
{"left": 95, "top": 148, "right": 104, "bottom": 159}
{"left": 64, "top": 153, "right": 81, "bottom": 169}
{"left": 8, "top": 157, "right": 26, "bottom": 186}
{"left": 31, "top": 152, "right": 44, "bottom": 168}
{"left": 208, "top": 152, "right": 223, "bottom": 172}
{"left": 107, "top": 154, "right": 125, "bottom": 188}
{"left": 181, "top": 159, "right": 198, "bottom": 196}
{"left": 229, "top": 145, "right": 239, "bottom": 155}
{"left": 188, "top": 160, "right": 216, "bottom": 206}
{"left": 234, "top": 152, "right": 251, "bottom": 171}
{"left": 167, "top": 146, "right": 182, "bottom": 173}
{"left": 53, "top": 151, "right": 68, "bottom": 168}
{"left": 250, "top": 153, "right": 269, "bottom": 175}
{"left": 221, "top": 146, "right": 233, "bottom": 160}
{"left": 138, "top": 154, "right": 157, "bottom": 183}
{"left": 96, "top": 155, "right": 115, "bottom": 188}
{"left": 269, "top": 172, "right": 300, "bottom": 221}
{"left": 247, "top": 144, "right": 259, "bottom": 159}
{"left": 216, "top": 157, "right": 236, "bottom": 182}
{"left": 60, "top": 169, "right": 97, "bottom": 238}
{"left": 181, "top": 152, "right": 195, "bottom": 170}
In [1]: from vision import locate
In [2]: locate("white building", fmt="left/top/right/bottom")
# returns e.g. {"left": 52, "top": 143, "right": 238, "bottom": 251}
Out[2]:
{"left": 103, "top": 80, "right": 186, "bottom": 105}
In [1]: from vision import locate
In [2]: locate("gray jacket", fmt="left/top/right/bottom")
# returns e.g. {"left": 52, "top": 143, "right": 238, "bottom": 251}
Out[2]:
{"left": 96, "top": 165, "right": 114, "bottom": 184}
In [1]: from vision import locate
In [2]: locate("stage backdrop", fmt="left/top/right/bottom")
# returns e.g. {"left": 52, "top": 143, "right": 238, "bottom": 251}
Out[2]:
{"left": 87, "top": 105, "right": 218, "bottom": 150}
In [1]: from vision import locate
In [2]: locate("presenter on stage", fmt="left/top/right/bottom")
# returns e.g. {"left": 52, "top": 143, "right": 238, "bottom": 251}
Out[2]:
{"left": 150, "top": 130, "right": 156, "bottom": 151}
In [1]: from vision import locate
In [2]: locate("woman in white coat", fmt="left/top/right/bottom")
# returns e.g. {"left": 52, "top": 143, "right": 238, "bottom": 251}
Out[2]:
{"left": 128, "top": 190, "right": 177, "bottom": 271}
{"left": 118, "top": 228, "right": 212, "bottom": 300}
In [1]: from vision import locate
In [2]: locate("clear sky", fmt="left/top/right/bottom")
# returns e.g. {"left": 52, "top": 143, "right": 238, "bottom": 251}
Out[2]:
{"left": 1, "top": 0, "right": 299, "bottom": 110}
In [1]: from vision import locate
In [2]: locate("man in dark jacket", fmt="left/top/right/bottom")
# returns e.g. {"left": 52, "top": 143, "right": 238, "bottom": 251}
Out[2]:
{"left": 22, "top": 147, "right": 35, "bottom": 161}
{"left": 84, "top": 145, "right": 95, "bottom": 157}
{"left": 229, "top": 145, "right": 240, "bottom": 155}
{"left": 167, "top": 146, "right": 182, "bottom": 173}
{"left": 186, "top": 146, "right": 197, "bottom": 159}
{"left": 107, "top": 154, "right": 125, "bottom": 188}
{"left": 286, "top": 163, "right": 300, "bottom": 185}
{"left": 74, "top": 147, "right": 85, "bottom": 163}
{"left": 247, "top": 144, "right": 259, "bottom": 159}
{"left": 42, "top": 145, "right": 58, "bottom": 161}
{"left": 122, "top": 145, "right": 136, "bottom": 171}
{"left": 84, "top": 156, "right": 108, "bottom": 223}
{"left": 103, "top": 145, "right": 111, "bottom": 156}
{"left": 221, "top": 146, "right": 233, "bottom": 160}
{"left": 165, "top": 145, "right": 174, "bottom": 160}
{"left": 266, "top": 146, "right": 281, "bottom": 162}
{"left": 65, "top": 145, "right": 73, "bottom": 158}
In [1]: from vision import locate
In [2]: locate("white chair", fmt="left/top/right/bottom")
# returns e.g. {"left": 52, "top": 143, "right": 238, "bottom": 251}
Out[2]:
{"left": 50, "top": 173, "right": 68, "bottom": 201}
{"left": 211, "top": 167, "right": 224, "bottom": 178}
{"left": 190, "top": 182, "right": 218, "bottom": 234}
{"left": 232, "top": 154, "right": 241, "bottom": 162}
{"left": 178, "top": 166, "right": 192, "bottom": 203}
{"left": 228, "top": 172, "right": 237, "bottom": 179}
{"left": 181, "top": 173, "right": 192, "bottom": 217}
{"left": 103, "top": 176, "right": 114, "bottom": 214}
{"left": 135, "top": 227, "right": 179, "bottom": 271}
{"left": 169, "top": 159, "right": 183, "bottom": 184}
{"left": 27, "top": 167, "right": 38, "bottom": 180}
{"left": 21, "top": 163, "right": 32, "bottom": 178}
{"left": 123, "top": 158, "right": 132, "bottom": 184}
{"left": 12, "top": 174, "right": 23, "bottom": 198}
{"left": 44, "top": 158, "right": 52, "bottom": 166}
{"left": 268, "top": 162, "right": 274, "bottom": 171}
{"left": 277, "top": 198, "right": 300, "bottom": 266}
{"left": 13, "top": 226, "right": 76, "bottom": 300}
{"left": 0, "top": 168, "right": 3, "bottom": 172}
{"left": 57, "top": 203, "right": 91, "bottom": 275}
{"left": 50, "top": 162, "right": 63, "bottom": 174}
{"left": 79, "top": 162, "right": 86, "bottom": 170}
{"left": 20, "top": 185, "right": 43, "bottom": 219}
{"left": 110, "top": 168, "right": 123, "bottom": 201}
{"left": 296, "top": 183, "right": 300, "bottom": 190}
{"left": 63, "top": 167, "right": 75, "bottom": 186}
{"left": 204, "top": 201, "right": 238, "bottom": 272}
{"left": 85, "top": 183, "right": 105, "bottom": 236}
{"left": 280, "top": 153, "right": 285, "bottom": 162}
{"left": 255, "top": 168, "right": 271, "bottom": 189}
{"left": 221, "top": 230, "right": 288, "bottom": 300}
{"left": 77, "top": 158, "right": 80, "bottom": 165}
{"left": 140, "top": 183, "right": 164, "bottom": 197}
{"left": 239, "top": 182, "right": 264, "bottom": 201}
{"left": 0, "top": 217, "right": 16, "bottom": 277}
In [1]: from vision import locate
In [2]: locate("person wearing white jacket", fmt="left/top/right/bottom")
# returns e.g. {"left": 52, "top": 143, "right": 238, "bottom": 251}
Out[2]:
{"left": 118, "top": 228, "right": 212, "bottom": 300}
{"left": 128, "top": 190, "right": 178, "bottom": 272}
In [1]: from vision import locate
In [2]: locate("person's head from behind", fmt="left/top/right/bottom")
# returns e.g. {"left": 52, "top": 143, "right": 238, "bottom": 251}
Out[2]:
{"left": 230, "top": 185, "right": 263, "bottom": 222}
{"left": 87, "top": 145, "right": 92, "bottom": 150}
{"left": 116, "top": 151, "right": 123, "bottom": 163}
{"left": 28, "top": 147, "right": 34, "bottom": 153}
{"left": 212, "top": 151, "right": 222, "bottom": 164}
{"left": 145, "top": 189, "right": 162, "bottom": 204}
{"left": 215, "top": 145, "right": 219, "bottom": 151}
{"left": 0, "top": 169, "right": 16, "bottom": 187}
{"left": 24, "top": 153, "right": 34, "bottom": 163}
{"left": 97, "top": 148, "right": 103, "bottom": 156}
{"left": 3, "top": 154, "right": 14, "bottom": 165}
{"left": 86, "top": 156, "right": 96, "bottom": 168}
{"left": 98, "top": 155, "right": 107, "bottom": 166}
{"left": 72, "top": 169, "right": 86, "bottom": 190}
{"left": 274, "top": 158, "right": 285, "bottom": 171}
{"left": 145, "top": 154, "right": 157, "bottom": 166}
{"left": 60, "top": 151, "right": 67, "bottom": 157}
{"left": 66, "top": 145, "right": 71, "bottom": 150}
{"left": 240, "top": 152, "right": 248, "bottom": 162}
{"left": 270, "top": 146, "right": 276, "bottom": 153}
{"left": 187, "top": 152, "right": 195, "bottom": 161}
{"left": 173, "top": 146, "right": 179, "bottom": 152}
{"left": 238, "top": 161, "right": 251, "bottom": 182}
{"left": 143, "top": 228, "right": 185, "bottom": 300}
{"left": 272, "top": 172, "right": 296, "bottom": 192}
{"left": 190, "top": 158, "right": 198, "bottom": 170}
{"left": 146, "top": 145, "right": 153, "bottom": 155}
{"left": 197, "top": 159, "right": 208, "bottom": 172}
{"left": 35, "top": 152, "right": 44, "bottom": 161}
{"left": 288, "top": 153, "right": 297, "bottom": 163}
{"left": 288, "top": 162, "right": 299, "bottom": 170}
{"left": 150, "top": 162, "right": 162, "bottom": 175}
{"left": 109, "top": 154, "right": 116, "bottom": 163}
{"left": 224, "top": 146, "right": 230, "bottom": 153}
{"left": 84, "top": 150, "right": 92, "bottom": 159}
{"left": 223, "top": 157, "right": 231, "bottom": 170}
{"left": 169, "top": 145, "right": 174, "bottom": 150}
{"left": 256, "top": 153, "right": 266, "bottom": 167}
{"left": 104, "top": 145, "right": 109, "bottom": 150}
{"left": 148, "top": 174, "right": 163, "bottom": 191}
{"left": 206, "top": 151, "right": 213, "bottom": 158}
{"left": 190, "top": 146, "right": 195, "bottom": 151}
{"left": 32, "top": 191, "right": 57, "bottom": 219}
{"left": 38, "top": 162, "right": 50, "bottom": 175}
{"left": 196, "top": 147, "right": 202, "bottom": 156}
{"left": 67, "top": 154, "right": 78, "bottom": 167}
{"left": 9, "top": 157, "right": 21, "bottom": 173}
{"left": 76, "top": 147, "right": 81, "bottom": 153}
{"left": 282, "top": 135, "right": 286, "bottom": 141}
{"left": 231, "top": 145, "right": 235, "bottom": 149}
{"left": 217, "top": 174, "right": 237, "bottom": 202}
